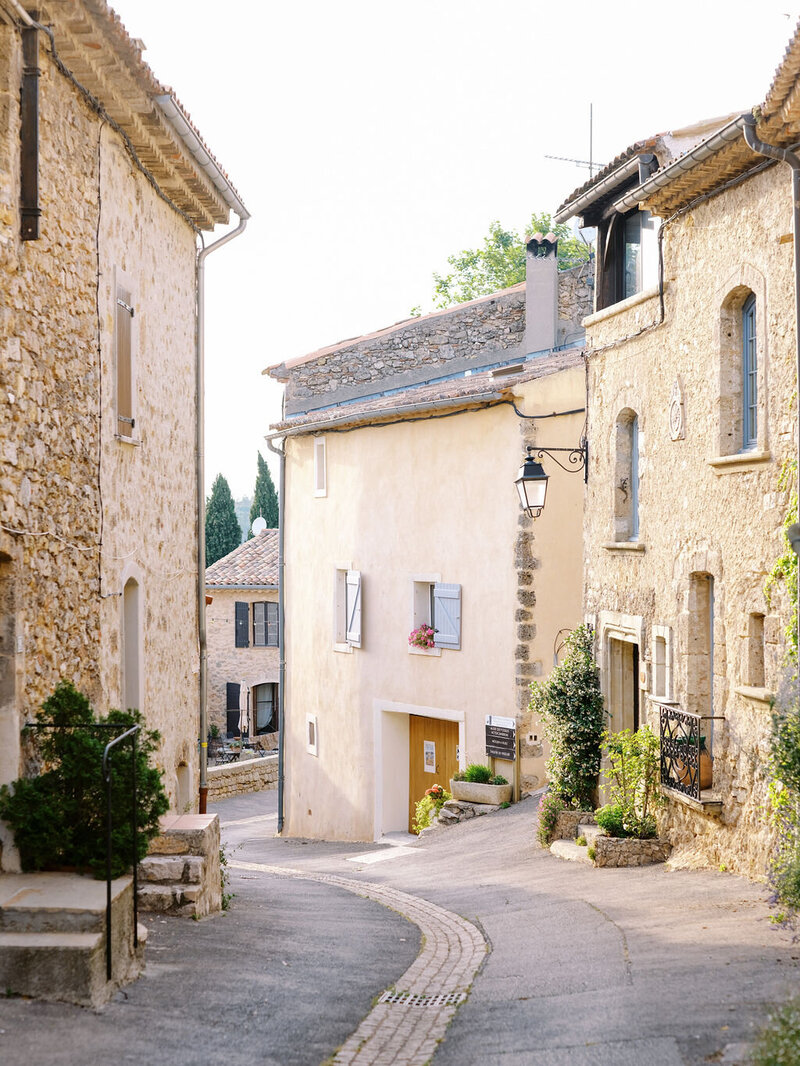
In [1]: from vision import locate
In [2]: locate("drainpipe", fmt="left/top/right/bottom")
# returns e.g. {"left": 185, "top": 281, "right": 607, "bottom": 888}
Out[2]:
{"left": 742, "top": 115, "right": 800, "bottom": 660}
{"left": 196, "top": 216, "right": 248, "bottom": 813}
{"left": 266, "top": 436, "right": 286, "bottom": 833}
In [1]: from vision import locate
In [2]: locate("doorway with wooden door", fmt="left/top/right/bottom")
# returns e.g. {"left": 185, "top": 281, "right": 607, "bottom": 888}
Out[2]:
{"left": 408, "top": 714, "right": 459, "bottom": 831}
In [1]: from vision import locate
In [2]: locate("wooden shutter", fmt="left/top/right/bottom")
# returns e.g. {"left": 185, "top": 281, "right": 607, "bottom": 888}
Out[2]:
{"left": 345, "top": 570, "right": 362, "bottom": 647}
{"left": 234, "top": 601, "right": 250, "bottom": 647}
{"left": 116, "top": 284, "right": 134, "bottom": 437}
{"left": 253, "top": 602, "right": 266, "bottom": 646}
{"left": 226, "top": 682, "right": 240, "bottom": 710}
{"left": 433, "top": 583, "right": 461, "bottom": 650}
{"left": 266, "top": 601, "right": 279, "bottom": 646}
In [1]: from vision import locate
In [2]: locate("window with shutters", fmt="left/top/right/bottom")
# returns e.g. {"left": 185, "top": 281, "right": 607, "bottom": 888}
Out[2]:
{"left": 253, "top": 601, "right": 279, "bottom": 647}
{"left": 314, "top": 437, "right": 327, "bottom": 497}
{"left": 234, "top": 601, "right": 249, "bottom": 647}
{"left": 114, "top": 268, "right": 137, "bottom": 441}
{"left": 334, "top": 567, "right": 361, "bottom": 651}
{"left": 411, "top": 578, "right": 461, "bottom": 653}
{"left": 225, "top": 682, "right": 241, "bottom": 737}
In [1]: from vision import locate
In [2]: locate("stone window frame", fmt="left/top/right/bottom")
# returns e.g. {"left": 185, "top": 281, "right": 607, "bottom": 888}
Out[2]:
{"left": 650, "top": 624, "right": 674, "bottom": 701}
{"left": 710, "top": 265, "right": 770, "bottom": 468}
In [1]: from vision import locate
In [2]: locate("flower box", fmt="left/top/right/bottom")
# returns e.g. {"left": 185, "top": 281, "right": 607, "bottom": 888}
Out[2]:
{"left": 449, "top": 779, "right": 512, "bottom": 805}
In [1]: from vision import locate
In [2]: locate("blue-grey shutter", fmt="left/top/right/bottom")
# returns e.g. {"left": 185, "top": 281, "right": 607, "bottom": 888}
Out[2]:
{"left": 253, "top": 602, "right": 266, "bottom": 646}
{"left": 235, "top": 601, "right": 249, "bottom": 647}
{"left": 226, "top": 682, "right": 240, "bottom": 709}
{"left": 433, "top": 583, "right": 461, "bottom": 650}
{"left": 266, "top": 602, "right": 279, "bottom": 646}
{"left": 346, "top": 570, "right": 362, "bottom": 647}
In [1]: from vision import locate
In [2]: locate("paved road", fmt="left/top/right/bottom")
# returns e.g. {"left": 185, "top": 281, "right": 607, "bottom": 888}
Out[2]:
{"left": 0, "top": 790, "right": 797, "bottom": 1065}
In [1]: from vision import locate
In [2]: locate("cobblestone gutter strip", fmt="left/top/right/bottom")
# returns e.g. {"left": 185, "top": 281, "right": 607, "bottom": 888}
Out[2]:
{"left": 230, "top": 861, "right": 487, "bottom": 1065}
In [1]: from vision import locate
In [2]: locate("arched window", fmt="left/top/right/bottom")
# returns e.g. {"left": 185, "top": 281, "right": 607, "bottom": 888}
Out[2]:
{"left": 742, "top": 293, "right": 757, "bottom": 449}
{"left": 122, "top": 577, "right": 141, "bottom": 712}
{"left": 614, "top": 409, "right": 639, "bottom": 541}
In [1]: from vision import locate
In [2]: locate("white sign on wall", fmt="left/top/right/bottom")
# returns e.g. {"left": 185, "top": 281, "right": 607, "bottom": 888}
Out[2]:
{"left": 423, "top": 740, "right": 436, "bottom": 773}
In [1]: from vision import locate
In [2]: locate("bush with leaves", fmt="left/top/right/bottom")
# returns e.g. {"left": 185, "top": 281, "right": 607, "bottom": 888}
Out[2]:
{"left": 536, "top": 792, "right": 567, "bottom": 846}
{"left": 600, "top": 726, "right": 664, "bottom": 840}
{"left": 767, "top": 672, "right": 800, "bottom": 931}
{"left": 751, "top": 995, "right": 800, "bottom": 1066}
{"left": 412, "top": 784, "right": 451, "bottom": 834}
{"left": 529, "top": 624, "right": 605, "bottom": 809}
{"left": 0, "top": 682, "right": 169, "bottom": 877}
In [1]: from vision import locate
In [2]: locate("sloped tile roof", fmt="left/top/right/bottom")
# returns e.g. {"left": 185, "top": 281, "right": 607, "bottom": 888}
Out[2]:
{"left": 206, "top": 530, "right": 279, "bottom": 588}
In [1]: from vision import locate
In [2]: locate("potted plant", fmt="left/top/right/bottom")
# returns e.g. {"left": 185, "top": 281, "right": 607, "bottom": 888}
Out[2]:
{"left": 450, "top": 763, "right": 512, "bottom": 805}
{"left": 674, "top": 734, "right": 713, "bottom": 790}
{"left": 408, "top": 623, "right": 436, "bottom": 649}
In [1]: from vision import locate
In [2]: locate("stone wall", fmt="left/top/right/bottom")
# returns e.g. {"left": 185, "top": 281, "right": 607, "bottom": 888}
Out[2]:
{"left": 0, "top": 21, "right": 202, "bottom": 866}
{"left": 583, "top": 162, "right": 796, "bottom": 879}
{"left": 140, "top": 813, "right": 221, "bottom": 917}
{"left": 207, "top": 753, "right": 278, "bottom": 801}
{"left": 593, "top": 836, "right": 671, "bottom": 868}
{"left": 277, "top": 265, "right": 593, "bottom": 416}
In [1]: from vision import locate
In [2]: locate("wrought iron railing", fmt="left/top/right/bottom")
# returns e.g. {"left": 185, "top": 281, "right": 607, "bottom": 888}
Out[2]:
{"left": 655, "top": 702, "right": 720, "bottom": 801}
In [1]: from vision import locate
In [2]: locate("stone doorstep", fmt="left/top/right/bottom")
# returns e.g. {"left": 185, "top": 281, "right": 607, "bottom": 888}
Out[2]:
{"left": 549, "top": 839, "right": 594, "bottom": 866}
{"left": 137, "top": 883, "right": 201, "bottom": 913}
{"left": 149, "top": 813, "right": 219, "bottom": 856}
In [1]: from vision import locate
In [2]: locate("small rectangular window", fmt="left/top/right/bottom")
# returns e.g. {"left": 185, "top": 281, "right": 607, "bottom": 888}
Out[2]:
{"left": 747, "top": 612, "right": 765, "bottom": 688}
{"left": 254, "top": 601, "right": 279, "bottom": 647}
{"left": 742, "top": 294, "right": 757, "bottom": 449}
{"left": 314, "top": 437, "right": 327, "bottom": 497}
{"left": 334, "top": 567, "right": 361, "bottom": 649}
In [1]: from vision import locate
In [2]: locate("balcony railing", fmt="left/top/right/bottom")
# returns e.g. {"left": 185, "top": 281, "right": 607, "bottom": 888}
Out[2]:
{"left": 655, "top": 702, "right": 719, "bottom": 802}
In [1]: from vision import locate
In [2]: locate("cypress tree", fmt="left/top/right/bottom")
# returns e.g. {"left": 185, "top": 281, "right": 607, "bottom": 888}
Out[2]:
{"left": 206, "top": 473, "right": 242, "bottom": 565}
{"left": 249, "top": 452, "right": 279, "bottom": 536}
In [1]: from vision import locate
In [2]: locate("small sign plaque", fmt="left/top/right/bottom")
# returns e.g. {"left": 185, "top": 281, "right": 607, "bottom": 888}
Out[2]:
{"left": 423, "top": 740, "right": 436, "bottom": 773}
{"left": 485, "top": 715, "right": 516, "bottom": 760}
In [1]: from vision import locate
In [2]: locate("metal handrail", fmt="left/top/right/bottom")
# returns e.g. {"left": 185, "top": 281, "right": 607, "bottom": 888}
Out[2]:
{"left": 653, "top": 701, "right": 723, "bottom": 801}
{"left": 102, "top": 726, "right": 139, "bottom": 980}
{"left": 24, "top": 720, "right": 141, "bottom": 982}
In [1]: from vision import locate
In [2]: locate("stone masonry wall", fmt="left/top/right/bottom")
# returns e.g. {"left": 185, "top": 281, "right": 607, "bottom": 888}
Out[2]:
{"left": 278, "top": 265, "right": 593, "bottom": 416}
{"left": 583, "top": 162, "right": 796, "bottom": 880}
{"left": 0, "top": 22, "right": 201, "bottom": 864}
{"left": 207, "top": 753, "right": 278, "bottom": 801}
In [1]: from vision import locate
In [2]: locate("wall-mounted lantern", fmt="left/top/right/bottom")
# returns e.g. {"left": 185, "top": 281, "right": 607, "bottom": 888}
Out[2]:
{"left": 515, "top": 441, "right": 588, "bottom": 519}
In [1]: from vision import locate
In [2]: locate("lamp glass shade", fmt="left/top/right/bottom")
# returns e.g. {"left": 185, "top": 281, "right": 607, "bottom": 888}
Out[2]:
{"left": 515, "top": 458, "right": 548, "bottom": 514}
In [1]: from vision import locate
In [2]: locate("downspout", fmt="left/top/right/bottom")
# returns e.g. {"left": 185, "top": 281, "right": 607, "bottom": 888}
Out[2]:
{"left": 196, "top": 215, "right": 248, "bottom": 813}
{"left": 266, "top": 436, "right": 286, "bottom": 833}
{"left": 742, "top": 114, "right": 800, "bottom": 657}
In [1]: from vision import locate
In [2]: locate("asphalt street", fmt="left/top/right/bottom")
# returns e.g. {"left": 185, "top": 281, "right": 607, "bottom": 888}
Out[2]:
{"left": 0, "top": 790, "right": 797, "bottom": 1065}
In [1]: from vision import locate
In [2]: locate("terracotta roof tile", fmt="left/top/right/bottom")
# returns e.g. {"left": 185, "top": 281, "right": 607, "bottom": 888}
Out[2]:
{"left": 205, "top": 530, "right": 279, "bottom": 588}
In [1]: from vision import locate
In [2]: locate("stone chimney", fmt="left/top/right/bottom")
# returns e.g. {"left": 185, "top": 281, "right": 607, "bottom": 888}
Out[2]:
{"left": 524, "top": 232, "right": 558, "bottom": 356}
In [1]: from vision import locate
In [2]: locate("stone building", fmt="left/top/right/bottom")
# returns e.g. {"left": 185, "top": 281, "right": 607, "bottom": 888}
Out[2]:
{"left": 0, "top": 0, "right": 247, "bottom": 866}
{"left": 205, "top": 530, "right": 280, "bottom": 741}
{"left": 554, "top": 34, "right": 800, "bottom": 877}
{"left": 266, "top": 245, "right": 593, "bottom": 841}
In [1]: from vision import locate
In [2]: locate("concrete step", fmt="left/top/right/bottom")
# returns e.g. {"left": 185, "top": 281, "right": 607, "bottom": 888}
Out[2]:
{"left": 550, "top": 839, "right": 595, "bottom": 866}
{"left": 0, "top": 871, "right": 132, "bottom": 932}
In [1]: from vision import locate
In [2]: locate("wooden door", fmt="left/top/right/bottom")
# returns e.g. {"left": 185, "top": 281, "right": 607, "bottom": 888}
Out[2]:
{"left": 408, "top": 715, "right": 459, "bottom": 831}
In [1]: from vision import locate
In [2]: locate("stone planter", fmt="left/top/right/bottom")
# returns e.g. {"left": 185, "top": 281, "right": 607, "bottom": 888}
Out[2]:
{"left": 593, "top": 835, "right": 671, "bottom": 868}
{"left": 449, "top": 779, "right": 512, "bottom": 805}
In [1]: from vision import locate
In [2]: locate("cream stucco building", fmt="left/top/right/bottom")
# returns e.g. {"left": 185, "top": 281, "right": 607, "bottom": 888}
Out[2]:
{"left": 267, "top": 242, "right": 592, "bottom": 840}
{"left": 0, "top": 0, "right": 247, "bottom": 866}
{"left": 555, "top": 33, "right": 800, "bottom": 877}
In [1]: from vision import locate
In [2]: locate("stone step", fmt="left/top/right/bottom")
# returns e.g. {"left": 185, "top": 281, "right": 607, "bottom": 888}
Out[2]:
{"left": 0, "top": 871, "right": 132, "bottom": 933}
{"left": 137, "top": 854, "right": 205, "bottom": 884}
{"left": 0, "top": 921, "right": 147, "bottom": 1008}
{"left": 138, "top": 882, "right": 201, "bottom": 914}
{"left": 575, "top": 824, "right": 604, "bottom": 845}
{"left": 550, "top": 839, "right": 595, "bottom": 866}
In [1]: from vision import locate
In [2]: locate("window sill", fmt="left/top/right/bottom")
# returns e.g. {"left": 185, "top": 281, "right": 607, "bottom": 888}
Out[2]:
{"left": 602, "top": 541, "right": 646, "bottom": 553}
{"left": 584, "top": 285, "right": 660, "bottom": 327}
{"left": 333, "top": 642, "right": 353, "bottom": 654}
{"left": 661, "top": 785, "right": 723, "bottom": 815}
{"left": 734, "top": 685, "right": 774, "bottom": 704}
{"left": 115, "top": 433, "right": 140, "bottom": 446}
{"left": 408, "top": 646, "right": 442, "bottom": 657}
{"left": 707, "top": 450, "right": 771, "bottom": 474}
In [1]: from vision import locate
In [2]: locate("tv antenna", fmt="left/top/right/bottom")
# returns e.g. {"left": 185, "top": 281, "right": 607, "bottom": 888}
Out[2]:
{"left": 545, "top": 104, "right": 601, "bottom": 178}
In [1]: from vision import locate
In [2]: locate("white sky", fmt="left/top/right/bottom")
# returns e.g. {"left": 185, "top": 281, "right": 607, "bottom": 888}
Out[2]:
{"left": 108, "top": 0, "right": 799, "bottom": 500}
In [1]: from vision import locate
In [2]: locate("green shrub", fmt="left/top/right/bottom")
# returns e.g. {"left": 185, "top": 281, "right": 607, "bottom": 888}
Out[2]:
{"left": 412, "top": 784, "right": 451, "bottom": 834}
{"left": 600, "top": 726, "right": 663, "bottom": 840}
{"left": 0, "top": 681, "right": 168, "bottom": 877}
{"left": 751, "top": 996, "right": 800, "bottom": 1066}
{"left": 576, "top": 835, "right": 587, "bottom": 847}
{"left": 529, "top": 624, "right": 604, "bottom": 809}
{"left": 490, "top": 774, "right": 508, "bottom": 785}
{"left": 463, "top": 763, "right": 493, "bottom": 784}
{"left": 595, "top": 803, "right": 629, "bottom": 838}
{"left": 536, "top": 791, "right": 566, "bottom": 846}
{"left": 767, "top": 674, "right": 800, "bottom": 929}
{"left": 587, "top": 845, "right": 596, "bottom": 862}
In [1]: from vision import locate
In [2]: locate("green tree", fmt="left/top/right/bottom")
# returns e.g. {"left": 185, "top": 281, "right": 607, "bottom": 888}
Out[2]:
{"left": 529, "top": 623, "right": 605, "bottom": 809}
{"left": 432, "top": 212, "right": 592, "bottom": 309}
{"left": 248, "top": 452, "right": 279, "bottom": 536}
{"left": 205, "top": 473, "right": 241, "bottom": 566}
